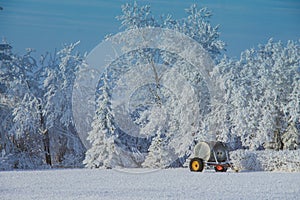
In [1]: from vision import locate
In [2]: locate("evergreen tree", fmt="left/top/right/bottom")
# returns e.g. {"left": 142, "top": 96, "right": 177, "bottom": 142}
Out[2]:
{"left": 142, "top": 132, "right": 173, "bottom": 168}
{"left": 84, "top": 73, "right": 120, "bottom": 168}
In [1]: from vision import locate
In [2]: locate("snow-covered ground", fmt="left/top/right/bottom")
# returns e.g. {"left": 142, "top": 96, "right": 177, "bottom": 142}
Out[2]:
{"left": 1, "top": 168, "right": 300, "bottom": 200}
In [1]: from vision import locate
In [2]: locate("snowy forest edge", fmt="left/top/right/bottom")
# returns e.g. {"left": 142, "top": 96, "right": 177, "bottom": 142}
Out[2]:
{"left": 0, "top": 2, "right": 299, "bottom": 172}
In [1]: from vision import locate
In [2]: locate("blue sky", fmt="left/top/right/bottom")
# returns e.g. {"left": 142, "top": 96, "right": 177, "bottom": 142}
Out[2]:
{"left": 0, "top": 0, "right": 299, "bottom": 58}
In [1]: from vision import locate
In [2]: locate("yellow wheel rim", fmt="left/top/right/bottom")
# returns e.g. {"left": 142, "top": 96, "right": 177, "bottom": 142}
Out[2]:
{"left": 191, "top": 161, "right": 200, "bottom": 171}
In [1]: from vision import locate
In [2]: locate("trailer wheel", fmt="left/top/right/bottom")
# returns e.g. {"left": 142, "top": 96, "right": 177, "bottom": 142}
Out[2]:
{"left": 215, "top": 165, "right": 227, "bottom": 172}
{"left": 189, "top": 157, "right": 204, "bottom": 172}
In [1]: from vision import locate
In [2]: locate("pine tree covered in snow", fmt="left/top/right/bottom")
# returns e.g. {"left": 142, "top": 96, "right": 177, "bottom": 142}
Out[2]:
{"left": 281, "top": 122, "right": 299, "bottom": 150}
{"left": 142, "top": 132, "right": 174, "bottom": 168}
{"left": 84, "top": 73, "right": 119, "bottom": 168}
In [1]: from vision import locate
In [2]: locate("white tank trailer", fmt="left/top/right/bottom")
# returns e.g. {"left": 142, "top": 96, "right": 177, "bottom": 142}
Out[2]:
{"left": 189, "top": 141, "right": 234, "bottom": 172}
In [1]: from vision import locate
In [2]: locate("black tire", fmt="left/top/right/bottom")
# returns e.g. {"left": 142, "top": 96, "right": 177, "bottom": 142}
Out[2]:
{"left": 189, "top": 157, "right": 204, "bottom": 172}
{"left": 215, "top": 165, "right": 228, "bottom": 172}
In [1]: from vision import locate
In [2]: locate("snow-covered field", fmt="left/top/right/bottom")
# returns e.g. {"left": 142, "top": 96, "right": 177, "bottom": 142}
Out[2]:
{"left": 1, "top": 168, "right": 300, "bottom": 200}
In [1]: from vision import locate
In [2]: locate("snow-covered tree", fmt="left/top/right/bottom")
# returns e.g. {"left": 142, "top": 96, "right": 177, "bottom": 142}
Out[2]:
{"left": 172, "top": 4, "right": 225, "bottom": 60}
{"left": 281, "top": 122, "right": 299, "bottom": 150}
{"left": 215, "top": 39, "right": 300, "bottom": 150}
{"left": 43, "top": 41, "right": 85, "bottom": 166}
{"left": 111, "top": 2, "right": 226, "bottom": 168}
{"left": 0, "top": 41, "right": 86, "bottom": 169}
{"left": 116, "top": 2, "right": 156, "bottom": 30}
{"left": 8, "top": 93, "right": 45, "bottom": 168}
{"left": 0, "top": 44, "right": 48, "bottom": 169}
{"left": 84, "top": 73, "right": 120, "bottom": 168}
{"left": 0, "top": 43, "right": 14, "bottom": 157}
{"left": 142, "top": 132, "right": 174, "bottom": 168}
{"left": 117, "top": 3, "right": 225, "bottom": 61}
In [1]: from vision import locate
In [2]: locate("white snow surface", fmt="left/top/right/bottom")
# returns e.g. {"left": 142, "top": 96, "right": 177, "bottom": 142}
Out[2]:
{"left": 1, "top": 168, "right": 300, "bottom": 200}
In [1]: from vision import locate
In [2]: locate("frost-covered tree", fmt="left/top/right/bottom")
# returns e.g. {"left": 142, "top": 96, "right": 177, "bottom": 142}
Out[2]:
{"left": 139, "top": 102, "right": 178, "bottom": 168}
{"left": 0, "top": 43, "right": 14, "bottom": 156}
{"left": 172, "top": 4, "right": 225, "bottom": 60}
{"left": 43, "top": 41, "right": 85, "bottom": 166}
{"left": 8, "top": 94, "right": 45, "bottom": 168}
{"left": 84, "top": 73, "right": 120, "bottom": 168}
{"left": 0, "top": 41, "right": 86, "bottom": 169}
{"left": 215, "top": 39, "right": 300, "bottom": 150}
{"left": 117, "top": 3, "right": 225, "bottom": 61}
{"left": 112, "top": 2, "right": 226, "bottom": 168}
{"left": 116, "top": 2, "right": 156, "bottom": 30}
{"left": 281, "top": 122, "right": 299, "bottom": 150}
{"left": 142, "top": 132, "right": 174, "bottom": 168}
{"left": 44, "top": 42, "right": 81, "bottom": 129}
{"left": 0, "top": 44, "right": 48, "bottom": 169}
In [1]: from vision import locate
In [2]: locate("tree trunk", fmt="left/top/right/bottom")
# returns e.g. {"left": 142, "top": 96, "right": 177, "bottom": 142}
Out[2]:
{"left": 39, "top": 104, "right": 52, "bottom": 166}
{"left": 43, "top": 129, "right": 52, "bottom": 165}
